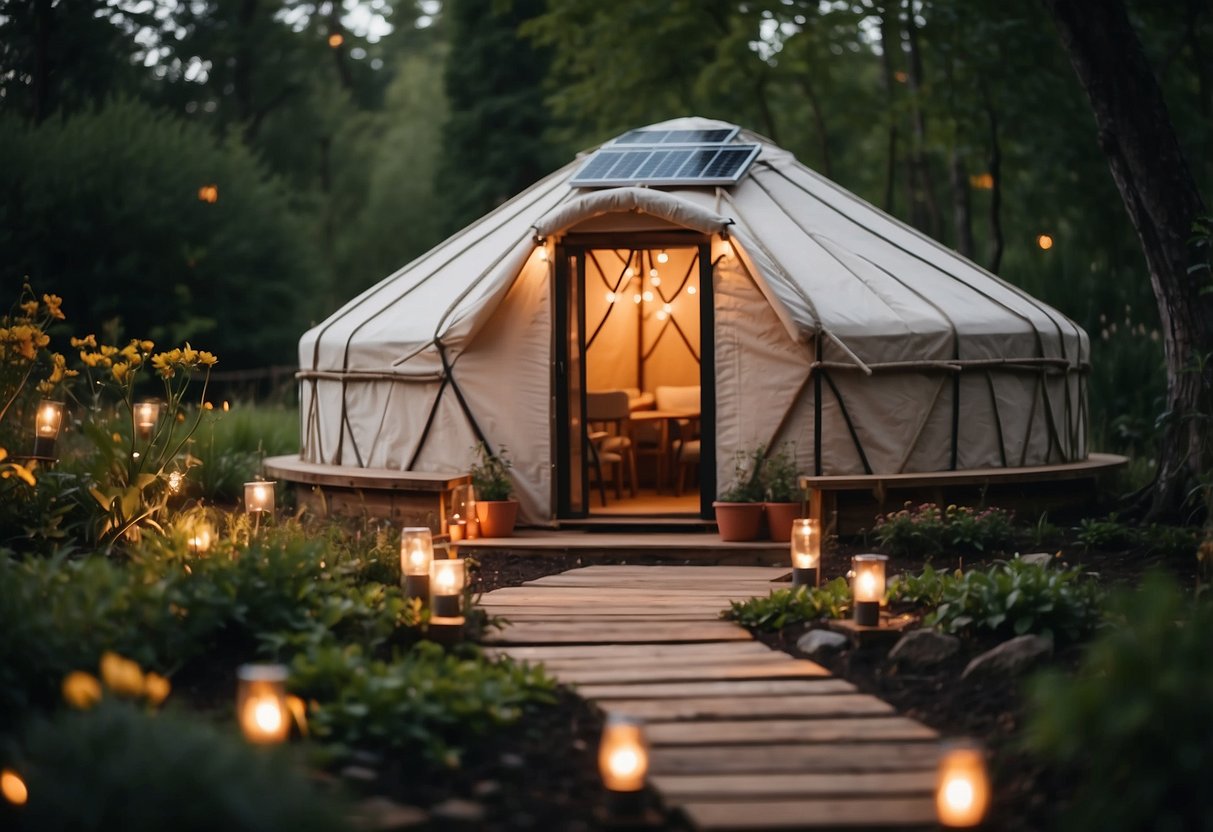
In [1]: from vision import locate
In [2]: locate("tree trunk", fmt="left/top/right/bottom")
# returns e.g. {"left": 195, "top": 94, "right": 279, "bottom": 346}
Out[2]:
{"left": 903, "top": 0, "right": 942, "bottom": 240}
{"left": 1044, "top": 0, "right": 1213, "bottom": 519}
{"left": 877, "top": 7, "right": 899, "bottom": 214}
{"left": 949, "top": 148, "right": 974, "bottom": 259}
{"left": 981, "top": 84, "right": 1004, "bottom": 274}
{"left": 33, "top": 0, "right": 52, "bottom": 123}
{"left": 797, "top": 72, "right": 833, "bottom": 178}
{"left": 235, "top": 0, "right": 258, "bottom": 139}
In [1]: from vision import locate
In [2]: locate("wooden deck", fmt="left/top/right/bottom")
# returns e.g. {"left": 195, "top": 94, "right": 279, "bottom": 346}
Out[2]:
{"left": 483, "top": 566, "right": 940, "bottom": 830}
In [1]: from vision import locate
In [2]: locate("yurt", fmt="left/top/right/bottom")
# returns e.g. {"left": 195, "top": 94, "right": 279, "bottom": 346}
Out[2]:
{"left": 296, "top": 117, "right": 1089, "bottom": 526}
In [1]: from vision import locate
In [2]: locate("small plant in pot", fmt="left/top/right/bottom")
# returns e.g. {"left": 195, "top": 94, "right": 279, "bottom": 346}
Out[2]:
{"left": 469, "top": 442, "right": 518, "bottom": 538}
{"left": 714, "top": 446, "right": 766, "bottom": 542}
{"left": 763, "top": 442, "right": 802, "bottom": 542}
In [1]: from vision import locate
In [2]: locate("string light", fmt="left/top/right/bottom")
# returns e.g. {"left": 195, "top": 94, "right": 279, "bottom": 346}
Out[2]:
{"left": 605, "top": 291, "right": 617, "bottom": 304}
{"left": 687, "top": 285, "right": 697, "bottom": 295}
{"left": 642, "top": 291, "right": 653, "bottom": 302}
{"left": 656, "top": 250, "right": 669, "bottom": 264}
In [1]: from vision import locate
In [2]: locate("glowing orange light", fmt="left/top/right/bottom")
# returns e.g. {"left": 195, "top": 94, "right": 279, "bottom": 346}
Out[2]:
{"left": 1037, "top": 234, "right": 1054, "bottom": 250}
{"left": 1, "top": 769, "right": 28, "bottom": 806}
{"left": 936, "top": 741, "right": 990, "bottom": 827}
{"left": 198, "top": 185, "right": 218, "bottom": 204}
{"left": 968, "top": 173, "right": 994, "bottom": 190}
{"left": 328, "top": 32, "right": 344, "bottom": 48}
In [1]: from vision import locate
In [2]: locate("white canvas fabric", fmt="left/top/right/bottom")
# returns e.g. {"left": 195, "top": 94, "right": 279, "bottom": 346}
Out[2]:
{"left": 298, "top": 117, "right": 1089, "bottom": 525}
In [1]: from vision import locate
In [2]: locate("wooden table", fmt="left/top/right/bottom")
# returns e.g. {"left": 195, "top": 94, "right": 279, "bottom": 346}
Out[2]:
{"left": 629, "top": 409, "right": 700, "bottom": 492}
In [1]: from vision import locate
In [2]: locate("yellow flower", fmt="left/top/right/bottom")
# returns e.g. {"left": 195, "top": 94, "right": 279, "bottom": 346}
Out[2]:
{"left": 100, "top": 651, "right": 145, "bottom": 697}
{"left": 151, "top": 351, "right": 177, "bottom": 379}
{"left": 0, "top": 460, "right": 36, "bottom": 487}
{"left": 111, "top": 362, "right": 132, "bottom": 383}
{"left": 20, "top": 300, "right": 38, "bottom": 317}
{"left": 80, "top": 351, "right": 111, "bottom": 368}
{"left": 100, "top": 344, "right": 118, "bottom": 357}
{"left": 71, "top": 334, "right": 97, "bottom": 349}
{"left": 196, "top": 350, "right": 217, "bottom": 367}
{"left": 42, "top": 293, "right": 65, "bottom": 320}
{"left": 144, "top": 672, "right": 171, "bottom": 706}
{"left": 62, "top": 671, "right": 103, "bottom": 709}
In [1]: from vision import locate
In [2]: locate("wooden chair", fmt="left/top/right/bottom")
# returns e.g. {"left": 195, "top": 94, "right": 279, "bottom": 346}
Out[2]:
{"left": 670, "top": 420, "right": 701, "bottom": 497}
{"left": 656, "top": 385, "right": 701, "bottom": 492}
{"left": 586, "top": 390, "right": 638, "bottom": 502}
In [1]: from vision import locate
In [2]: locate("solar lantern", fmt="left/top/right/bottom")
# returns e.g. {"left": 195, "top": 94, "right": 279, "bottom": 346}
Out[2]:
{"left": 790, "top": 518, "right": 820, "bottom": 588}
{"left": 187, "top": 520, "right": 215, "bottom": 555}
{"left": 599, "top": 715, "right": 650, "bottom": 818}
{"left": 449, "top": 483, "right": 476, "bottom": 541}
{"left": 32, "top": 399, "right": 65, "bottom": 459}
{"left": 936, "top": 739, "right": 991, "bottom": 827}
{"left": 400, "top": 527, "right": 433, "bottom": 599}
{"left": 851, "top": 553, "right": 887, "bottom": 626}
{"left": 134, "top": 399, "right": 161, "bottom": 439}
{"left": 429, "top": 557, "right": 467, "bottom": 622}
{"left": 236, "top": 664, "right": 290, "bottom": 745}
{"left": 244, "top": 480, "right": 276, "bottom": 515}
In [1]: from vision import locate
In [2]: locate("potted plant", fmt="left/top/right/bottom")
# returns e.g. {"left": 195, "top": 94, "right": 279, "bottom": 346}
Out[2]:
{"left": 762, "top": 442, "right": 802, "bottom": 542}
{"left": 713, "top": 446, "right": 766, "bottom": 542}
{"left": 469, "top": 442, "right": 518, "bottom": 538}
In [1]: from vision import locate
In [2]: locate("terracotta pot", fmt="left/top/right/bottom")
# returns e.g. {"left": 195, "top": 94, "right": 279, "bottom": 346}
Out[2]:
{"left": 765, "top": 502, "right": 802, "bottom": 542}
{"left": 713, "top": 501, "right": 764, "bottom": 542}
{"left": 475, "top": 499, "right": 519, "bottom": 538}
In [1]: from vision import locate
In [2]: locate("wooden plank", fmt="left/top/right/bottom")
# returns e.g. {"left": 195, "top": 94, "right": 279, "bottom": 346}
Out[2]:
{"left": 264, "top": 454, "right": 468, "bottom": 490}
{"left": 600, "top": 694, "right": 894, "bottom": 721}
{"left": 483, "top": 621, "right": 751, "bottom": 645}
{"left": 649, "top": 742, "right": 940, "bottom": 775}
{"left": 682, "top": 797, "right": 936, "bottom": 830}
{"left": 644, "top": 717, "right": 938, "bottom": 745}
{"left": 798, "top": 451, "right": 1126, "bottom": 491}
{"left": 481, "top": 601, "right": 735, "bottom": 613}
{"left": 578, "top": 678, "right": 854, "bottom": 700}
{"left": 523, "top": 652, "right": 791, "bottom": 671}
{"left": 553, "top": 661, "right": 832, "bottom": 685}
{"left": 569, "top": 565, "right": 787, "bottom": 576}
{"left": 489, "top": 641, "right": 776, "bottom": 661}
{"left": 651, "top": 771, "right": 935, "bottom": 800}
{"left": 489, "top": 613, "right": 716, "bottom": 623}
{"left": 523, "top": 575, "right": 782, "bottom": 588}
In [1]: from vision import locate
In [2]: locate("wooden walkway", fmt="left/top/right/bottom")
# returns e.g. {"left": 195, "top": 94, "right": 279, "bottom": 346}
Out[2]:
{"left": 483, "top": 565, "right": 939, "bottom": 830}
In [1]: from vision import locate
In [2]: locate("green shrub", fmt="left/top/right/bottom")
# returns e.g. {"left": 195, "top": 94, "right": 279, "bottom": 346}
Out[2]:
{"left": 1074, "top": 512, "right": 1139, "bottom": 550}
{"left": 0, "top": 701, "right": 344, "bottom": 832}
{"left": 873, "top": 502, "right": 1015, "bottom": 557}
{"left": 722, "top": 578, "right": 851, "bottom": 631}
{"left": 469, "top": 442, "right": 513, "bottom": 500}
{"left": 192, "top": 405, "right": 299, "bottom": 502}
{"left": 1025, "top": 574, "right": 1213, "bottom": 831}
{"left": 289, "top": 641, "right": 557, "bottom": 768}
{"left": 888, "top": 557, "right": 1104, "bottom": 642}
{"left": 762, "top": 442, "right": 800, "bottom": 502}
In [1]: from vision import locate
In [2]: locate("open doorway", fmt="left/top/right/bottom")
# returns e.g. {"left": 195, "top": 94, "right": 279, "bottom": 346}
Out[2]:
{"left": 555, "top": 235, "right": 715, "bottom": 519}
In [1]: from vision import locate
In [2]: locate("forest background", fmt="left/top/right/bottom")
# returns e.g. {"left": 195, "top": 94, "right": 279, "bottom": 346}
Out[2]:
{"left": 2, "top": 0, "right": 1209, "bottom": 471}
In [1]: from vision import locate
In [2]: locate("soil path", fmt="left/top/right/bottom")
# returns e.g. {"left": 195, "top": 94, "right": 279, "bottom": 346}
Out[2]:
{"left": 483, "top": 565, "right": 941, "bottom": 830}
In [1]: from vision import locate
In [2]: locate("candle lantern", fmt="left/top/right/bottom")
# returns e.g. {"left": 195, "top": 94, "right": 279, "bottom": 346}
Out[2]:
{"left": 134, "top": 399, "right": 161, "bottom": 439}
{"left": 33, "top": 399, "right": 65, "bottom": 458}
{"left": 450, "top": 483, "right": 477, "bottom": 540}
{"left": 429, "top": 557, "right": 467, "bottom": 622}
{"left": 400, "top": 527, "right": 433, "bottom": 600}
{"left": 236, "top": 664, "right": 290, "bottom": 745}
{"left": 599, "top": 715, "right": 650, "bottom": 817}
{"left": 935, "top": 739, "right": 990, "bottom": 827}
{"left": 244, "top": 480, "right": 276, "bottom": 515}
{"left": 851, "top": 553, "right": 887, "bottom": 626}
{"left": 790, "top": 518, "right": 821, "bottom": 588}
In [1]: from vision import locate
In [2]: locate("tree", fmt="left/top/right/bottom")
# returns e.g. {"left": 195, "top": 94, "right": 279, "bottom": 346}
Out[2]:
{"left": 0, "top": 98, "right": 321, "bottom": 368}
{"left": 1044, "top": 0, "right": 1213, "bottom": 518}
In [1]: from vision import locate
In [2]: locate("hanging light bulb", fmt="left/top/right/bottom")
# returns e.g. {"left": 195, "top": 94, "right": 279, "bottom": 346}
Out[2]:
{"left": 642, "top": 291, "right": 653, "bottom": 302}
{"left": 662, "top": 303, "right": 672, "bottom": 314}
{"left": 632, "top": 293, "right": 642, "bottom": 304}
{"left": 650, "top": 274, "right": 661, "bottom": 287}
{"left": 687, "top": 285, "right": 697, "bottom": 295}
{"left": 624, "top": 267, "right": 635, "bottom": 278}
{"left": 605, "top": 291, "right": 617, "bottom": 304}
{"left": 655, "top": 310, "right": 668, "bottom": 321}
{"left": 656, "top": 250, "right": 669, "bottom": 264}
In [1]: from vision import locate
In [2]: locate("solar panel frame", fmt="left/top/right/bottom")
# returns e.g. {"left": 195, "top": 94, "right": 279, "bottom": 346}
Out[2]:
{"left": 612, "top": 127, "right": 740, "bottom": 146}
{"left": 569, "top": 142, "right": 761, "bottom": 187}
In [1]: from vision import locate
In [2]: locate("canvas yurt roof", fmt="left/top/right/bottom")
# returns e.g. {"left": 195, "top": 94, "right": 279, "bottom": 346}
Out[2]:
{"left": 300, "top": 116, "right": 1088, "bottom": 524}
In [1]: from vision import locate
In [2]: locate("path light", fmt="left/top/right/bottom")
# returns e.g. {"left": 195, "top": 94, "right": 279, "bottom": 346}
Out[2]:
{"left": 851, "top": 553, "right": 887, "bottom": 626}
{"left": 236, "top": 664, "right": 290, "bottom": 745}
{"left": 400, "top": 527, "right": 433, "bottom": 599}
{"left": 936, "top": 739, "right": 990, "bottom": 827}
{"left": 790, "top": 518, "right": 820, "bottom": 588}
{"left": 134, "top": 399, "right": 160, "bottom": 439}
{"left": 244, "top": 480, "right": 276, "bottom": 515}
{"left": 1, "top": 768, "right": 28, "bottom": 806}
{"left": 33, "top": 399, "right": 64, "bottom": 458}
{"left": 599, "top": 715, "right": 649, "bottom": 817}
{"left": 430, "top": 558, "right": 467, "bottom": 622}
{"left": 450, "top": 483, "right": 477, "bottom": 540}
{"left": 187, "top": 520, "right": 214, "bottom": 555}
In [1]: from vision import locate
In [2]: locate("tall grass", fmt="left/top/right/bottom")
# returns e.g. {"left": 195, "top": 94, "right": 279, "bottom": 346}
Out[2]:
{"left": 192, "top": 404, "right": 298, "bottom": 502}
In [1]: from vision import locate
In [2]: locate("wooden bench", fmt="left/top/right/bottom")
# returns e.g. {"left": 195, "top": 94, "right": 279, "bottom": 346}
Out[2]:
{"left": 799, "top": 453, "right": 1128, "bottom": 536}
{"left": 264, "top": 455, "right": 471, "bottom": 534}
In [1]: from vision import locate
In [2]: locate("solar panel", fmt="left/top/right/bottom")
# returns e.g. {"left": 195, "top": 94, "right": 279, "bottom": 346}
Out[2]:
{"left": 570, "top": 141, "right": 761, "bottom": 187}
{"left": 613, "top": 127, "right": 740, "bottom": 145}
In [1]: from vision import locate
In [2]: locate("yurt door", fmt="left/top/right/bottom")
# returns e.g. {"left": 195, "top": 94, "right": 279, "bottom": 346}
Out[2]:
{"left": 554, "top": 247, "right": 588, "bottom": 516}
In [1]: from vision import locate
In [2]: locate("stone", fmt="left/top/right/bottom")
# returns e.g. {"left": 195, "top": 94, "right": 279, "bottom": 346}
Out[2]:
{"left": 962, "top": 634, "right": 1053, "bottom": 680}
{"left": 473, "top": 779, "right": 501, "bottom": 799}
{"left": 340, "top": 765, "right": 378, "bottom": 783}
{"left": 1018, "top": 553, "right": 1054, "bottom": 567}
{"left": 888, "top": 629, "right": 961, "bottom": 669}
{"left": 352, "top": 797, "right": 428, "bottom": 831}
{"left": 796, "top": 628, "right": 849, "bottom": 656}
{"left": 499, "top": 752, "right": 525, "bottom": 769}
{"left": 430, "top": 798, "right": 486, "bottom": 826}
